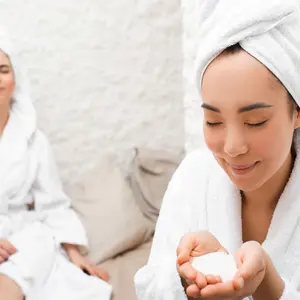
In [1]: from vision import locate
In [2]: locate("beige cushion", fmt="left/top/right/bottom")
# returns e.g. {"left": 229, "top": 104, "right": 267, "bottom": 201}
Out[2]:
{"left": 128, "top": 148, "right": 182, "bottom": 224}
{"left": 100, "top": 239, "right": 152, "bottom": 300}
{"left": 66, "top": 157, "right": 154, "bottom": 264}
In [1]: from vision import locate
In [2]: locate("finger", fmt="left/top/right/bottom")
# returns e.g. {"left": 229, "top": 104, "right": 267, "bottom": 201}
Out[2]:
{"left": 177, "top": 233, "right": 197, "bottom": 265}
{"left": 0, "top": 241, "right": 17, "bottom": 254}
{"left": 186, "top": 283, "right": 201, "bottom": 298}
{"left": 205, "top": 275, "right": 222, "bottom": 285}
{"left": 215, "top": 275, "right": 222, "bottom": 283}
{"left": 232, "top": 276, "right": 245, "bottom": 290}
{"left": 0, "top": 248, "right": 10, "bottom": 260}
{"left": 200, "top": 281, "right": 235, "bottom": 298}
{"left": 178, "top": 262, "right": 197, "bottom": 282}
{"left": 95, "top": 267, "right": 109, "bottom": 281}
{"left": 83, "top": 265, "right": 97, "bottom": 277}
{"left": 238, "top": 254, "right": 264, "bottom": 281}
{"left": 184, "top": 276, "right": 195, "bottom": 286}
{"left": 195, "top": 272, "right": 208, "bottom": 289}
{"left": 235, "top": 253, "right": 243, "bottom": 269}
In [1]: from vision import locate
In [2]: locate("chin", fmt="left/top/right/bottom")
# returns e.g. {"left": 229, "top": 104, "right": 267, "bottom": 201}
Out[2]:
{"left": 227, "top": 172, "right": 266, "bottom": 193}
{"left": 234, "top": 181, "right": 262, "bottom": 193}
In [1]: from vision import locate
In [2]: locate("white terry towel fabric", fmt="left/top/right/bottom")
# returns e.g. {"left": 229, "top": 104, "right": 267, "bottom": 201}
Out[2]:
{"left": 195, "top": 0, "right": 300, "bottom": 109}
{"left": 0, "top": 30, "right": 112, "bottom": 299}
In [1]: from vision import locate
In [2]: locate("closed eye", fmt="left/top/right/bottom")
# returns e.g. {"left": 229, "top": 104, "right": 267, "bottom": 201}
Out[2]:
{"left": 206, "top": 121, "right": 222, "bottom": 127}
{"left": 0, "top": 65, "right": 10, "bottom": 73}
{"left": 206, "top": 120, "right": 268, "bottom": 127}
{"left": 246, "top": 120, "right": 268, "bottom": 127}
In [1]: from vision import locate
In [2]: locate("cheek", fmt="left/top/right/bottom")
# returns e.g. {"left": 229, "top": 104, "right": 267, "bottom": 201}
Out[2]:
{"left": 4, "top": 76, "right": 15, "bottom": 95}
{"left": 203, "top": 127, "right": 223, "bottom": 153}
{"left": 250, "top": 123, "right": 293, "bottom": 160}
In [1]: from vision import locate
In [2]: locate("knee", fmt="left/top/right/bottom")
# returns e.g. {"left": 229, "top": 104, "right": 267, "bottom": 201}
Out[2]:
{"left": 0, "top": 274, "right": 24, "bottom": 300}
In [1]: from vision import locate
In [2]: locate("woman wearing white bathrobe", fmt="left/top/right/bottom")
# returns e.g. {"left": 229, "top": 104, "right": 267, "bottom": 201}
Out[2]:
{"left": 0, "top": 38, "right": 112, "bottom": 299}
{"left": 135, "top": 0, "right": 300, "bottom": 299}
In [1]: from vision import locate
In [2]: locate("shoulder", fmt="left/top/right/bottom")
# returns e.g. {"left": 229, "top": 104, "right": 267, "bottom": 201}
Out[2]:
{"left": 167, "top": 147, "right": 218, "bottom": 197}
{"left": 182, "top": 147, "right": 214, "bottom": 166}
{"left": 160, "top": 148, "right": 219, "bottom": 229}
{"left": 174, "top": 147, "right": 217, "bottom": 180}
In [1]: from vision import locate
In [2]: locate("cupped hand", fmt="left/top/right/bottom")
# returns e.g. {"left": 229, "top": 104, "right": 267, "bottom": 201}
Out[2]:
{"left": 176, "top": 231, "right": 228, "bottom": 298}
{"left": 199, "top": 241, "right": 267, "bottom": 299}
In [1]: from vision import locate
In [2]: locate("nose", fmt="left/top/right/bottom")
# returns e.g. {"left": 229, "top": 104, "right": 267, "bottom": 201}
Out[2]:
{"left": 224, "top": 126, "right": 248, "bottom": 157}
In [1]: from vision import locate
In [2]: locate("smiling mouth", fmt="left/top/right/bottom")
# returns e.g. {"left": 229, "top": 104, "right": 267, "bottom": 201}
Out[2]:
{"left": 231, "top": 163, "right": 256, "bottom": 169}
{"left": 229, "top": 162, "right": 259, "bottom": 175}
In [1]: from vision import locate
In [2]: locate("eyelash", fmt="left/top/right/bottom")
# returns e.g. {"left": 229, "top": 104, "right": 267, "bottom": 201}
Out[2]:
{"left": 247, "top": 120, "right": 268, "bottom": 127}
{"left": 206, "top": 120, "right": 268, "bottom": 127}
{"left": 206, "top": 122, "right": 222, "bottom": 127}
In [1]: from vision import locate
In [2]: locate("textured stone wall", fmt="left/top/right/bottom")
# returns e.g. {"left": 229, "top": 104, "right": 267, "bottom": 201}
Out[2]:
{"left": 181, "top": 0, "right": 206, "bottom": 152}
{"left": 0, "top": 0, "right": 184, "bottom": 184}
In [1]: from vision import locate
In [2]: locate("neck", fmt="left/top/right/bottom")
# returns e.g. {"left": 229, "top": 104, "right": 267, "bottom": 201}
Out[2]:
{"left": 242, "top": 152, "right": 295, "bottom": 210}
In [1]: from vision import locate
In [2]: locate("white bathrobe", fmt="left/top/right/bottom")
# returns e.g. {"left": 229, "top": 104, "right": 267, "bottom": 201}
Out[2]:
{"left": 134, "top": 134, "right": 300, "bottom": 300}
{"left": 135, "top": 0, "right": 300, "bottom": 299}
{"left": 0, "top": 37, "right": 112, "bottom": 299}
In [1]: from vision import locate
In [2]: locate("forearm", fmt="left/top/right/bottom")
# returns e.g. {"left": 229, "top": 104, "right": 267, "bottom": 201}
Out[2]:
{"left": 62, "top": 243, "right": 80, "bottom": 257}
{"left": 253, "top": 251, "right": 284, "bottom": 300}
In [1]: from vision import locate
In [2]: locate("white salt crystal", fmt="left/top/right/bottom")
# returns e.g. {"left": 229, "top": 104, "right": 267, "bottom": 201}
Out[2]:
{"left": 191, "top": 252, "right": 238, "bottom": 282}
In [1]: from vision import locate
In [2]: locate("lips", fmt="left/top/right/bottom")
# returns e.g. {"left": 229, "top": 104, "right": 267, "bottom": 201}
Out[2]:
{"left": 230, "top": 163, "right": 256, "bottom": 170}
{"left": 228, "top": 161, "right": 259, "bottom": 175}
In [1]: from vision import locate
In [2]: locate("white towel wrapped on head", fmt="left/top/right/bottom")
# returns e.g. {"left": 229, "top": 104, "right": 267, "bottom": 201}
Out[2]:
{"left": 195, "top": 0, "right": 300, "bottom": 109}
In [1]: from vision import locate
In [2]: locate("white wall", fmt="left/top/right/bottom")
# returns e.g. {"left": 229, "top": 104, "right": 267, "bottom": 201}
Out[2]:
{"left": 0, "top": 0, "right": 184, "bottom": 184}
{"left": 181, "top": 0, "right": 205, "bottom": 152}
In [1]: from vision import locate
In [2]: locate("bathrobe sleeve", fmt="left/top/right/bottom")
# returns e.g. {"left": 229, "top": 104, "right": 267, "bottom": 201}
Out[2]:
{"left": 280, "top": 278, "right": 300, "bottom": 299}
{"left": 134, "top": 151, "right": 209, "bottom": 300}
{"left": 31, "top": 131, "right": 88, "bottom": 251}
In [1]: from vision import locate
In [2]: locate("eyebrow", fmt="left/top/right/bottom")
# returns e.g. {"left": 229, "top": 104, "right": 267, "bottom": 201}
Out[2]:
{"left": 201, "top": 102, "right": 273, "bottom": 113}
{"left": 0, "top": 64, "right": 10, "bottom": 68}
